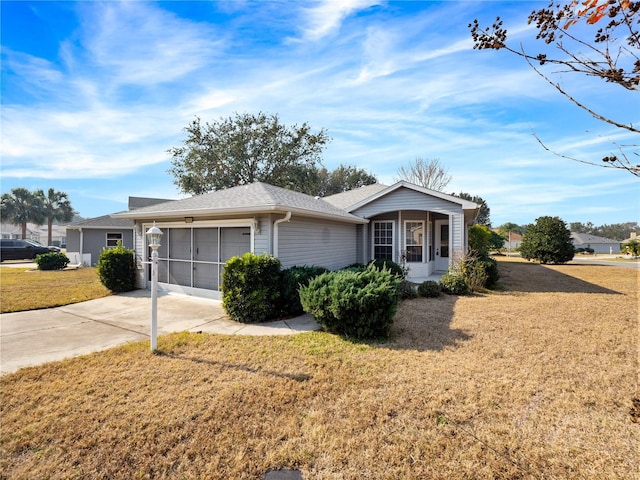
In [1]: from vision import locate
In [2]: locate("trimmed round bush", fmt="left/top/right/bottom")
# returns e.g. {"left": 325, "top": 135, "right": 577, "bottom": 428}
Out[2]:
{"left": 222, "top": 253, "right": 281, "bottom": 323}
{"left": 398, "top": 280, "right": 417, "bottom": 299}
{"left": 418, "top": 280, "right": 441, "bottom": 298}
{"left": 34, "top": 252, "right": 70, "bottom": 271}
{"left": 279, "top": 265, "right": 329, "bottom": 317}
{"left": 439, "top": 273, "right": 468, "bottom": 295}
{"left": 300, "top": 265, "right": 401, "bottom": 339}
{"left": 97, "top": 245, "right": 136, "bottom": 293}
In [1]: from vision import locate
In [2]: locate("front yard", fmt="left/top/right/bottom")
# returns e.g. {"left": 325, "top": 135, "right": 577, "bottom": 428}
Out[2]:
{"left": 0, "top": 259, "right": 637, "bottom": 479}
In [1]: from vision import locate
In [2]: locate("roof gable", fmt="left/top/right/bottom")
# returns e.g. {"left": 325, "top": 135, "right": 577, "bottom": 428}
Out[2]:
{"left": 324, "top": 181, "right": 479, "bottom": 212}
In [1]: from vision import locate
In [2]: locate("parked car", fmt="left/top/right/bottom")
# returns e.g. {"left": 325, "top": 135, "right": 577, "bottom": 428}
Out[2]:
{"left": 0, "top": 239, "right": 59, "bottom": 261}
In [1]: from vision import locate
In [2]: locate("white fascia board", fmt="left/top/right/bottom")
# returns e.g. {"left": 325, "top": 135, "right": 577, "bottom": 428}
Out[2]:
{"left": 345, "top": 180, "right": 480, "bottom": 212}
{"left": 112, "top": 205, "right": 368, "bottom": 225}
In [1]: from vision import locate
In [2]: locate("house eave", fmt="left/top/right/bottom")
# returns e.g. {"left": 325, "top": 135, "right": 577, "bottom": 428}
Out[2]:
{"left": 111, "top": 205, "right": 368, "bottom": 225}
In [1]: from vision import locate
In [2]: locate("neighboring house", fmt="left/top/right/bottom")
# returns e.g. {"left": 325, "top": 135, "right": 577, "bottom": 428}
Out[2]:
{"left": 112, "top": 181, "right": 479, "bottom": 299}
{"left": 65, "top": 197, "right": 171, "bottom": 266}
{"left": 501, "top": 231, "right": 522, "bottom": 251}
{"left": 571, "top": 232, "right": 621, "bottom": 254}
{"left": 0, "top": 223, "right": 67, "bottom": 246}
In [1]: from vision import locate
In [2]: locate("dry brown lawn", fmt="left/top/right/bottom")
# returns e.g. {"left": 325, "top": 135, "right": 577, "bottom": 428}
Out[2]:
{"left": 0, "top": 267, "right": 111, "bottom": 313}
{"left": 1, "top": 259, "right": 637, "bottom": 479}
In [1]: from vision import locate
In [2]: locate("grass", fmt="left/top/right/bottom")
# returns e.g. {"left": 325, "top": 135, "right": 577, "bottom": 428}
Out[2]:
{"left": 1, "top": 259, "right": 637, "bottom": 479}
{"left": 0, "top": 266, "right": 111, "bottom": 313}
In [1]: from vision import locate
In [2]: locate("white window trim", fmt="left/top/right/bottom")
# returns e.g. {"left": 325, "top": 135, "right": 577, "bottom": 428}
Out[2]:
{"left": 404, "top": 220, "right": 425, "bottom": 263}
{"left": 106, "top": 232, "right": 123, "bottom": 248}
{"left": 372, "top": 220, "right": 395, "bottom": 261}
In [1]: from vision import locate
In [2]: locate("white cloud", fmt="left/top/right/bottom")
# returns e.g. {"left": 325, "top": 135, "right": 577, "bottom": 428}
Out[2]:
{"left": 295, "top": 0, "right": 383, "bottom": 42}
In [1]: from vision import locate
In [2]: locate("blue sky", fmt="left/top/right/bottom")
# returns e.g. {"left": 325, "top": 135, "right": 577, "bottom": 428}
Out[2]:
{"left": 1, "top": 0, "right": 638, "bottom": 227}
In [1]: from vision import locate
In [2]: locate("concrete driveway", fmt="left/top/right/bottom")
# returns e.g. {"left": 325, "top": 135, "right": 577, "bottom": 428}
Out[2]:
{"left": 0, "top": 289, "right": 319, "bottom": 375}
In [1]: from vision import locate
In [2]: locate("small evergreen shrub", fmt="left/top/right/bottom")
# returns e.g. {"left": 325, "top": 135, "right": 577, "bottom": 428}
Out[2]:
{"left": 439, "top": 273, "right": 468, "bottom": 295}
{"left": 418, "top": 280, "right": 441, "bottom": 298}
{"left": 476, "top": 257, "right": 499, "bottom": 288}
{"left": 34, "top": 252, "right": 70, "bottom": 271}
{"left": 97, "top": 244, "right": 136, "bottom": 293}
{"left": 300, "top": 265, "right": 401, "bottom": 339}
{"left": 368, "top": 258, "right": 406, "bottom": 278}
{"left": 279, "top": 265, "right": 329, "bottom": 317}
{"left": 222, "top": 253, "right": 281, "bottom": 323}
{"left": 398, "top": 280, "right": 418, "bottom": 299}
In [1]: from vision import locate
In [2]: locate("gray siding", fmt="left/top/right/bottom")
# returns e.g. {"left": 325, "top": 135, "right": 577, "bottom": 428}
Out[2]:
{"left": 69, "top": 228, "right": 134, "bottom": 266}
{"left": 254, "top": 215, "right": 272, "bottom": 255}
{"left": 352, "top": 187, "right": 464, "bottom": 218}
{"left": 66, "top": 230, "right": 81, "bottom": 253}
{"left": 277, "top": 217, "right": 357, "bottom": 270}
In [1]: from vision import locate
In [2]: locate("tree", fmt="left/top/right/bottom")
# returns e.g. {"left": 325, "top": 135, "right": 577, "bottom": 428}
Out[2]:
{"left": 569, "top": 221, "right": 639, "bottom": 240}
{"left": 315, "top": 164, "right": 377, "bottom": 196}
{"left": 622, "top": 238, "right": 640, "bottom": 256}
{"left": 497, "top": 222, "right": 525, "bottom": 236}
{"left": 520, "top": 216, "right": 575, "bottom": 264}
{"left": 38, "top": 188, "right": 75, "bottom": 246}
{"left": 394, "top": 157, "right": 452, "bottom": 191}
{"left": 168, "top": 112, "right": 331, "bottom": 195}
{"left": 468, "top": 224, "right": 492, "bottom": 256}
{"left": 456, "top": 192, "right": 491, "bottom": 227}
{"left": 0, "top": 188, "right": 46, "bottom": 239}
{"left": 470, "top": 0, "right": 639, "bottom": 176}
{"left": 489, "top": 230, "right": 506, "bottom": 252}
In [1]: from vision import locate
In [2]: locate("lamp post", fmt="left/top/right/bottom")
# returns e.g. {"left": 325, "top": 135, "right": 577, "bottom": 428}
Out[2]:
{"left": 146, "top": 222, "right": 163, "bottom": 351}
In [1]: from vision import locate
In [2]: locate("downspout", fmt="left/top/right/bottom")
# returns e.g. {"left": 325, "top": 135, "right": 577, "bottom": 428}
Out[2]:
{"left": 79, "top": 228, "right": 84, "bottom": 266}
{"left": 273, "top": 211, "right": 292, "bottom": 258}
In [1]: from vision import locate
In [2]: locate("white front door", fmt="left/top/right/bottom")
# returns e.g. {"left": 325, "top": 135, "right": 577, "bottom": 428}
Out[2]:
{"left": 435, "top": 220, "right": 449, "bottom": 271}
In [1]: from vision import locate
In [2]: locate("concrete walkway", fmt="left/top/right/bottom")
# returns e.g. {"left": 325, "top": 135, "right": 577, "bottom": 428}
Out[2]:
{"left": 0, "top": 290, "right": 320, "bottom": 375}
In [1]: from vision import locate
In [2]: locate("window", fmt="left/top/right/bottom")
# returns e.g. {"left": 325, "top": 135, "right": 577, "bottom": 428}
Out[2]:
{"left": 373, "top": 221, "right": 394, "bottom": 260}
{"left": 106, "top": 232, "right": 123, "bottom": 248}
{"left": 404, "top": 221, "right": 424, "bottom": 262}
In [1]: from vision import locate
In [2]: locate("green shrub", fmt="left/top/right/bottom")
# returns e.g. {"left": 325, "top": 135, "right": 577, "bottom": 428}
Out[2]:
{"left": 34, "top": 252, "right": 70, "bottom": 271}
{"left": 520, "top": 216, "right": 574, "bottom": 264}
{"left": 279, "top": 265, "right": 329, "bottom": 317}
{"left": 477, "top": 257, "right": 499, "bottom": 288}
{"left": 439, "top": 273, "right": 468, "bottom": 295}
{"left": 299, "top": 265, "right": 401, "bottom": 339}
{"left": 222, "top": 253, "right": 281, "bottom": 323}
{"left": 97, "top": 244, "right": 136, "bottom": 293}
{"left": 368, "top": 258, "right": 406, "bottom": 279}
{"left": 418, "top": 280, "right": 441, "bottom": 298}
{"left": 398, "top": 280, "right": 417, "bottom": 299}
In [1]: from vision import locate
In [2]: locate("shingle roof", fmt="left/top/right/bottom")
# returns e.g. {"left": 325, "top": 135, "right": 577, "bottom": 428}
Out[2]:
{"left": 571, "top": 232, "right": 620, "bottom": 245}
{"left": 323, "top": 184, "right": 389, "bottom": 209}
{"left": 112, "top": 182, "right": 367, "bottom": 224}
{"left": 66, "top": 215, "right": 134, "bottom": 229}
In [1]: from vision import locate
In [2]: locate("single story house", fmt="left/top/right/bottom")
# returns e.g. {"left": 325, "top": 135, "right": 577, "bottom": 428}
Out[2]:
{"left": 571, "top": 232, "right": 621, "bottom": 254}
{"left": 112, "top": 181, "right": 479, "bottom": 299}
{"left": 65, "top": 197, "right": 171, "bottom": 266}
{"left": 0, "top": 222, "right": 67, "bottom": 246}
{"left": 502, "top": 231, "right": 522, "bottom": 251}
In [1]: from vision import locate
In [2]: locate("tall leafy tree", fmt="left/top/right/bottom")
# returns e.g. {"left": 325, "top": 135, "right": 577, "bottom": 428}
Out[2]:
{"left": 470, "top": 0, "right": 639, "bottom": 176}
{"left": 455, "top": 192, "right": 491, "bottom": 227}
{"left": 520, "top": 216, "right": 575, "bottom": 264}
{"left": 0, "top": 188, "right": 46, "bottom": 239}
{"left": 394, "top": 157, "right": 452, "bottom": 191}
{"left": 168, "top": 112, "right": 331, "bottom": 195}
{"left": 38, "top": 188, "right": 75, "bottom": 246}
{"left": 315, "top": 164, "right": 377, "bottom": 196}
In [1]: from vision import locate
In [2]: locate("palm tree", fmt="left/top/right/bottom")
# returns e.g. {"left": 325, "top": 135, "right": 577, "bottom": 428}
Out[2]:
{"left": 0, "top": 188, "right": 47, "bottom": 239}
{"left": 38, "top": 188, "right": 75, "bottom": 246}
